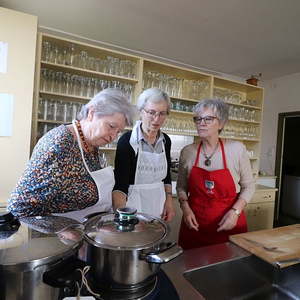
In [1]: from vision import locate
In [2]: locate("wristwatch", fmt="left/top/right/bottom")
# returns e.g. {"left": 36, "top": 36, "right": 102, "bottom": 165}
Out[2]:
{"left": 231, "top": 207, "right": 241, "bottom": 216}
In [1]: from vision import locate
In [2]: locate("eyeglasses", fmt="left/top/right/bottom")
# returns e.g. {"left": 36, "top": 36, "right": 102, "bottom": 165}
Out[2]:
{"left": 143, "top": 109, "right": 168, "bottom": 118}
{"left": 193, "top": 116, "right": 218, "bottom": 125}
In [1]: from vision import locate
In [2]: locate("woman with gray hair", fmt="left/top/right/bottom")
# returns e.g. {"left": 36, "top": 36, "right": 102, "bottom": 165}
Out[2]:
{"left": 9, "top": 88, "right": 135, "bottom": 222}
{"left": 113, "top": 88, "right": 175, "bottom": 221}
{"left": 177, "top": 99, "right": 255, "bottom": 249}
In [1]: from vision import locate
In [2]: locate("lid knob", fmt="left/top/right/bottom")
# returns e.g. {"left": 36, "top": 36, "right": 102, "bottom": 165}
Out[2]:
{"left": 114, "top": 207, "right": 139, "bottom": 232}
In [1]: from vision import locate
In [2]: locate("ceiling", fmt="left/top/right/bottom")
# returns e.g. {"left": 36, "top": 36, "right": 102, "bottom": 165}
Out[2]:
{"left": 1, "top": 0, "right": 300, "bottom": 80}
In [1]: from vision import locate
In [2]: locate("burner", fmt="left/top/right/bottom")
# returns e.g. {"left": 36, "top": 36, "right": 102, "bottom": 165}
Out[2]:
{"left": 64, "top": 270, "right": 179, "bottom": 300}
{"left": 88, "top": 274, "right": 157, "bottom": 300}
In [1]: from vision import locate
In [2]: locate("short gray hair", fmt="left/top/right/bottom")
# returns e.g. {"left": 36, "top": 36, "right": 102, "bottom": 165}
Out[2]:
{"left": 77, "top": 88, "right": 136, "bottom": 126}
{"left": 193, "top": 99, "right": 229, "bottom": 125}
{"left": 136, "top": 88, "right": 171, "bottom": 113}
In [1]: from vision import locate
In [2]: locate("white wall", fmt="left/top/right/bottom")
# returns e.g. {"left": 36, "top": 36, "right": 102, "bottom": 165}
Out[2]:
{"left": 260, "top": 72, "right": 300, "bottom": 175}
{"left": 0, "top": 8, "right": 37, "bottom": 204}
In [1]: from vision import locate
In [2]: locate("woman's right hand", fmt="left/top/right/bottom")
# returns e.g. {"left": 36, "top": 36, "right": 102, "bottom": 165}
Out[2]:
{"left": 181, "top": 203, "right": 199, "bottom": 231}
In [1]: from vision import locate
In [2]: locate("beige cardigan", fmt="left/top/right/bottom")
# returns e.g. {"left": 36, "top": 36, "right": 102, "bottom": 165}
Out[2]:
{"left": 176, "top": 139, "right": 255, "bottom": 203}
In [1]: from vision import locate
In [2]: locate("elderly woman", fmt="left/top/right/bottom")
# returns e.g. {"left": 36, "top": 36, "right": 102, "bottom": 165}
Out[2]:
{"left": 177, "top": 99, "right": 255, "bottom": 249}
{"left": 112, "top": 88, "right": 175, "bottom": 221}
{"left": 8, "top": 88, "right": 135, "bottom": 222}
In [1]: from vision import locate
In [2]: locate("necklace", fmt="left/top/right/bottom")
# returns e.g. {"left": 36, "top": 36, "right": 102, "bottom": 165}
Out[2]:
{"left": 202, "top": 141, "right": 219, "bottom": 167}
{"left": 75, "top": 120, "right": 93, "bottom": 153}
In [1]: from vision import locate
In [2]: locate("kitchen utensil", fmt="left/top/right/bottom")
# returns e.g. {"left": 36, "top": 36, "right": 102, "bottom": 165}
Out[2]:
{"left": 84, "top": 207, "right": 183, "bottom": 291}
{"left": 0, "top": 213, "right": 84, "bottom": 300}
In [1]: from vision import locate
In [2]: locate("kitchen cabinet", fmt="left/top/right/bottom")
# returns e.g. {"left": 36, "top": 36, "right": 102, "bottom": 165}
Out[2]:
{"left": 245, "top": 185, "right": 277, "bottom": 231}
{"left": 31, "top": 33, "right": 264, "bottom": 173}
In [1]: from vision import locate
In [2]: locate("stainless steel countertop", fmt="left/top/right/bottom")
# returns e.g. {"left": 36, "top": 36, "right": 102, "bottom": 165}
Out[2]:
{"left": 162, "top": 242, "right": 251, "bottom": 300}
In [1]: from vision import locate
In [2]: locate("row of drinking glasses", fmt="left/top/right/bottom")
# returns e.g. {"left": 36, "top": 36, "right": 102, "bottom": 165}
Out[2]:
{"left": 214, "top": 87, "right": 260, "bottom": 108}
{"left": 40, "top": 69, "right": 134, "bottom": 100}
{"left": 228, "top": 105, "right": 259, "bottom": 122}
{"left": 42, "top": 40, "right": 137, "bottom": 78}
{"left": 213, "top": 87, "right": 244, "bottom": 105}
{"left": 161, "top": 117, "right": 197, "bottom": 135}
{"left": 222, "top": 124, "right": 259, "bottom": 139}
{"left": 171, "top": 100, "right": 195, "bottom": 112}
{"left": 38, "top": 97, "right": 83, "bottom": 123}
{"left": 143, "top": 71, "right": 209, "bottom": 99}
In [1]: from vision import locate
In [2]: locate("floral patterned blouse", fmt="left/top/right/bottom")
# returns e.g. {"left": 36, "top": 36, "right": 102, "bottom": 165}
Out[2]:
{"left": 8, "top": 125, "right": 101, "bottom": 217}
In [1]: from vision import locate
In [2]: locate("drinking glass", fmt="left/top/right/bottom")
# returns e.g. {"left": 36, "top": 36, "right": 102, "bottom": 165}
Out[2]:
{"left": 46, "top": 100, "right": 56, "bottom": 121}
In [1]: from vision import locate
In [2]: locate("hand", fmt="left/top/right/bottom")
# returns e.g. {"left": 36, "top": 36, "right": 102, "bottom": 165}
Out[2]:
{"left": 161, "top": 199, "right": 175, "bottom": 222}
{"left": 182, "top": 204, "right": 199, "bottom": 231}
{"left": 217, "top": 209, "right": 239, "bottom": 232}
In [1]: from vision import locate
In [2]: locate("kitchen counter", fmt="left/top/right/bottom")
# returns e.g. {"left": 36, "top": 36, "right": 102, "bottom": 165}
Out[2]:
{"left": 255, "top": 184, "right": 277, "bottom": 192}
{"left": 162, "top": 242, "right": 251, "bottom": 300}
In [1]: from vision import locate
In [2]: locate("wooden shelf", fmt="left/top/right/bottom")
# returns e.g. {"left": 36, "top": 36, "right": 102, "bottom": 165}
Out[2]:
{"left": 37, "top": 119, "right": 67, "bottom": 124}
{"left": 229, "top": 118, "right": 260, "bottom": 125}
{"left": 170, "top": 109, "right": 193, "bottom": 115}
{"left": 32, "top": 32, "right": 264, "bottom": 180}
{"left": 39, "top": 90, "right": 90, "bottom": 101}
{"left": 225, "top": 101, "right": 262, "bottom": 111}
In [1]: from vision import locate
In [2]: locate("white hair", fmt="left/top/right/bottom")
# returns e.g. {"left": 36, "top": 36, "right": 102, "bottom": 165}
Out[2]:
{"left": 136, "top": 88, "right": 171, "bottom": 113}
{"left": 77, "top": 88, "right": 136, "bottom": 126}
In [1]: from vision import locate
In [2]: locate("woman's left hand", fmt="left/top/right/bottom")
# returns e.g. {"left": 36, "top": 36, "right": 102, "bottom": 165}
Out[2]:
{"left": 217, "top": 209, "right": 239, "bottom": 232}
{"left": 161, "top": 199, "right": 175, "bottom": 222}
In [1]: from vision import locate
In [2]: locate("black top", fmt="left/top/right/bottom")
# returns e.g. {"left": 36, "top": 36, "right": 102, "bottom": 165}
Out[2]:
{"left": 113, "top": 131, "right": 172, "bottom": 195}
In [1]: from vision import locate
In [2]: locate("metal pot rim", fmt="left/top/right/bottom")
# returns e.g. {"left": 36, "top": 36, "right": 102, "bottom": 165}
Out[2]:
{"left": 84, "top": 212, "right": 170, "bottom": 250}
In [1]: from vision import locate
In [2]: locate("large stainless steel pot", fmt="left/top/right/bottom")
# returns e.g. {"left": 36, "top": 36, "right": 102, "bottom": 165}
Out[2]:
{"left": 0, "top": 211, "right": 84, "bottom": 300}
{"left": 84, "top": 207, "right": 182, "bottom": 289}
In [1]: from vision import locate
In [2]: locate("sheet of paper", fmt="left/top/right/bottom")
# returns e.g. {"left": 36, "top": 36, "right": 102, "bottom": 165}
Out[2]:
{"left": 0, "top": 93, "right": 14, "bottom": 136}
{"left": 0, "top": 41, "right": 8, "bottom": 74}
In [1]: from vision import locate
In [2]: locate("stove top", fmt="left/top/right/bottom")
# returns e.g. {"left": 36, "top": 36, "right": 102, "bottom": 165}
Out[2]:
{"left": 60, "top": 270, "right": 179, "bottom": 300}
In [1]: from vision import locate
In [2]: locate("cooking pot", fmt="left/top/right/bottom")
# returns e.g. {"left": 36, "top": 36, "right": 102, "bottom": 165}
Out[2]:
{"left": 84, "top": 207, "right": 183, "bottom": 291}
{"left": 0, "top": 210, "right": 84, "bottom": 300}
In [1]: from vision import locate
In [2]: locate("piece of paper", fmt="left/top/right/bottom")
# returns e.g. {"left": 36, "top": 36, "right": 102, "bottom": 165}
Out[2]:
{"left": 0, "top": 41, "right": 8, "bottom": 74}
{"left": 0, "top": 93, "right": 14, "bottom": 136}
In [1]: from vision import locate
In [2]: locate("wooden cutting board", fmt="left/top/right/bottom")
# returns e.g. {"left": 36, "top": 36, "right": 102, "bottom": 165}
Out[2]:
{"left": 229, "top": 224, "right": 300, "bottom": 268}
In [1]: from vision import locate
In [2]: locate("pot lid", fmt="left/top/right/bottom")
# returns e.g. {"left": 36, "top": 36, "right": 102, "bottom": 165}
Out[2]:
{"left": 84, "top": 208, "right": 168, "bottom": 250}
{"left": 0, "top": 213, "right": 84, "bottom": 271}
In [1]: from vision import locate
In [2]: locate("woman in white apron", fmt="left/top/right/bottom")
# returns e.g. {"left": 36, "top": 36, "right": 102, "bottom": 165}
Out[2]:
{"left": 112, "top": 88, "right": 175, "bottom": 221}
{"left": 8, "top": 89, "right": 135, "bottom": 222}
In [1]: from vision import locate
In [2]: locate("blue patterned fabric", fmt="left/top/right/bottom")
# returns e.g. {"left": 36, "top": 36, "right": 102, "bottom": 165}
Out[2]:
{"left": 8, "top": 125, "right": 101, "bottom": 217}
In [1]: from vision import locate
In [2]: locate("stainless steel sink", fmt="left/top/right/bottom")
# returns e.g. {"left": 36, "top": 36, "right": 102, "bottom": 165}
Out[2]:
{"left": 183, "top": 255, "right": 300, "bottom": 300}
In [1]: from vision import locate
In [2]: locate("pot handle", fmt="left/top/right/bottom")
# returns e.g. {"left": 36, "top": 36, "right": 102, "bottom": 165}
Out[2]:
{"left": 145, "top": 243, "right": 183, "bottom": 264}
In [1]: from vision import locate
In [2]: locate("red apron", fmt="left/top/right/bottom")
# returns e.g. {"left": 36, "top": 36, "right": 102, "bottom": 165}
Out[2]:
{"left": 178, "top": 139, "right": 247, "bottom": 250}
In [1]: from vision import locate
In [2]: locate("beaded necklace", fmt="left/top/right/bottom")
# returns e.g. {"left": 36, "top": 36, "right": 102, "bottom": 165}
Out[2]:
{"left": 75, "top": 120, "right": 93, "bottom": 153}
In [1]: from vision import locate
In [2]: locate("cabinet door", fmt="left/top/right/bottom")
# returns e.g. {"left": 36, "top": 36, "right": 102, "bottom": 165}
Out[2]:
{"left": 245, "top": 202, "right": 275, "bottom": 232}
{"left": 251, "top": 190, "right": 276, "bottom": 203}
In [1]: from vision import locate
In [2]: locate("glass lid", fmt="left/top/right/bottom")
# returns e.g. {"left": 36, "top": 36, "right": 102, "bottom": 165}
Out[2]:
{"left": 84, "top": 208, "right": 167, "bottom": 250}
{"left": 0, "top": 214, "right": 84, "bottom": 271}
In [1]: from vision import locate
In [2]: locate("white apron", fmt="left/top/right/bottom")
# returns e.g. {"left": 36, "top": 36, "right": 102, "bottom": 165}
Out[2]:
{"left": 127, "top": 122, "right": 168, "bottom": 218}
{"left": 53, "top": 121, "right": 114, "bottom": 222}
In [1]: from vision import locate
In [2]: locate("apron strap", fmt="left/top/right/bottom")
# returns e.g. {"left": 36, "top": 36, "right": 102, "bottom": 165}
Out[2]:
{"left": 219, "top": 139, "right": 228, "bottom": 169}
{"left": 194, "top": 142, "right": 202, "bottom": 167}
{"left": 194, "top": 138, "right": 227, "bottom": 169}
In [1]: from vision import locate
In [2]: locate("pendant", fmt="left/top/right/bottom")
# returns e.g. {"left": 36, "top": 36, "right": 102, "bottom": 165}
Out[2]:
{"left": 205, "top": 158, "right": 211, "bottom": 166}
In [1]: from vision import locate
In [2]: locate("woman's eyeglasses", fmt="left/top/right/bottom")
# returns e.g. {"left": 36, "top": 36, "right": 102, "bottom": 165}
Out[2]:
{"left": 143, "top": 109, "right": 168, "bottom": 118}
{"left": 193, "top": 116, "right": 218, "bottom": 125}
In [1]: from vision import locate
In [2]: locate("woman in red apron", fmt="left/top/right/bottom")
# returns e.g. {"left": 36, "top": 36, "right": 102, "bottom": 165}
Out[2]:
{"left": 177, "top": 99, "right": 254, "bottom": 250}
